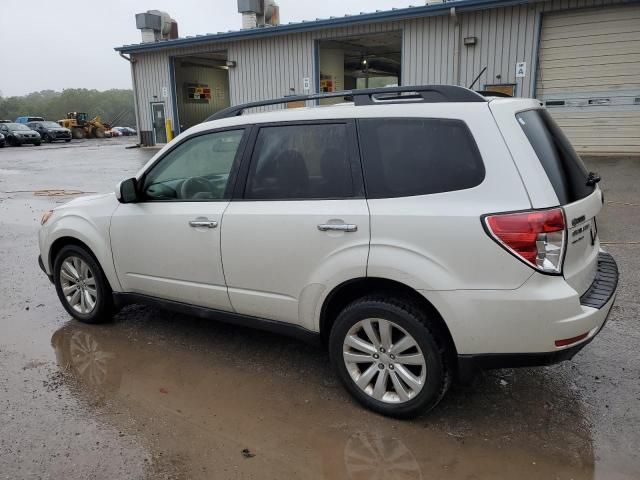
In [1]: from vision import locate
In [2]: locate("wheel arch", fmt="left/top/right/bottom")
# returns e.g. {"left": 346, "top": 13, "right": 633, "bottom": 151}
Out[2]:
{"left": 48, "top": 235, "right": 119, "bottom": 292}
{"left": 319, "top": 277, "right": 458, "bottom": 360}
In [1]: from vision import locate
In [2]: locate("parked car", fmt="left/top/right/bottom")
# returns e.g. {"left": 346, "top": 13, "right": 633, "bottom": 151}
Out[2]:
{"left": 26, "top": 121, "right": 72, "bottom": 143}
{"left": 107, "top": 128, "right": 123, "bottom": 137}
{"left": 0, "top": 132, "right": 5, "bottom": 148}
{"left": 113, "top": 126, "right": 136, "bottom": 136}
{"left": 0, "top": 123, "right": 41, "bottom": 146}
{"left": 16, "top": 116, "right": 44, "bottom": 124}
{"left": 37, "top": 85, "right": 618, "bottom": 418}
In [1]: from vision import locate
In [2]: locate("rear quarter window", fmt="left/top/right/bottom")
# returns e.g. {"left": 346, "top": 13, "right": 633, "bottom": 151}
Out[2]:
{"left": 357, "top": 118, "right": 485, "bottom": 198}
{"left": 516, "top": 109, "right": 594, "bottom": 205}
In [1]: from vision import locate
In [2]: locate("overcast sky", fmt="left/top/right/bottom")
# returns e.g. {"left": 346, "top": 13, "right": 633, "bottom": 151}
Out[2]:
{"left": 0, "top": 0, "right": 418, "bottom": 97}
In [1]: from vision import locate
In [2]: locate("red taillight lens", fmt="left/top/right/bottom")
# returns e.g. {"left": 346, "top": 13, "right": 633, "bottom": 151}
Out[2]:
{"left": 484, "top": 208, "right": 566, "bottom": 274}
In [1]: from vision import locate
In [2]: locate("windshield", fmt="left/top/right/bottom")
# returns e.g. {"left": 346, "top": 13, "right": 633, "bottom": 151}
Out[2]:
{"left": 7, "top": 123, "right": 31, "bottom": 131}
{"left": 42, "top": 121, "right": 61, "bottom": 128}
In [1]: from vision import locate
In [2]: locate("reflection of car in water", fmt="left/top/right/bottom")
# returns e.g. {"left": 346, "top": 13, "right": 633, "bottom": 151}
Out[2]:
{"left": 51, "top": 322, "right": 427, "bottom": 479}
{"left": 344, "top": 433, "right": 422, "bottom": 480}
{"left": 51, "top": 321, "right": 594, "bottom": 479}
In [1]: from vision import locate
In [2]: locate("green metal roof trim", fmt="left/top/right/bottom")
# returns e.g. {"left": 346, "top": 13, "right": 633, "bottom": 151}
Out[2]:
{"left": 115, "top": 0, "right": 535, "bottom": 54}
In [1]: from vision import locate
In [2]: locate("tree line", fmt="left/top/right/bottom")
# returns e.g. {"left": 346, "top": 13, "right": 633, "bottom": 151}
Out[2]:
{"left": 0, "top": 89, "right": 136, "bottom": 127}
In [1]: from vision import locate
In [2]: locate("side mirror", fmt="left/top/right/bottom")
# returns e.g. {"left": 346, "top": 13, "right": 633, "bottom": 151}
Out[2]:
{"left": 116, "top": 178, "right": 139, "bottom": 204}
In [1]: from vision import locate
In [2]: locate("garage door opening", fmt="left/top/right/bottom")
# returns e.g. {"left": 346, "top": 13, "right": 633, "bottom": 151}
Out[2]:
{"left": 318, "top": 32, "right": 402, "bottom": 104}
{"left": 172, "top": 51, "right": 231, "bottom": 133}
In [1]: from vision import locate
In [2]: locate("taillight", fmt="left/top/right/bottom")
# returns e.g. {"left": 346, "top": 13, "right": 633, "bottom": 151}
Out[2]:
{"left": 484, "top": 208, "right": 566, "bottom": 274}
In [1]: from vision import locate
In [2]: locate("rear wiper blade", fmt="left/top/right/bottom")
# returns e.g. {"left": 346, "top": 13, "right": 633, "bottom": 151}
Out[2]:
{"left": 586, "top": 171, "right": 601, "bottom": 186}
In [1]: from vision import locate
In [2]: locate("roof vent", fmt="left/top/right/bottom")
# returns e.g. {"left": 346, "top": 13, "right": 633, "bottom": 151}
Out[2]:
{"left": 135, "top": 10, "right": 178, "bottom": 43}
{"left": 237, "top": 0, "right": 279, "bottom": 29}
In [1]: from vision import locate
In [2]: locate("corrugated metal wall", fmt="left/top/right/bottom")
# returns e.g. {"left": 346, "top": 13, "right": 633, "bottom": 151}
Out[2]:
{"left": 130, "top": 0, "right": 627, "bottom": 138}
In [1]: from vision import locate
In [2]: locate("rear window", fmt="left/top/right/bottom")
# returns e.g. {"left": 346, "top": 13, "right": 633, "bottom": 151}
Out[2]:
{"left": 357, "top": 118, "right": 485, "bottom": 198}
{"left": 516, "top": 109, "right": 593, "bottom": 205}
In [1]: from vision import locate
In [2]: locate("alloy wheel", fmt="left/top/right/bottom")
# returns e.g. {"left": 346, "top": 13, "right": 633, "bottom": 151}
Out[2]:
{"left": 59, "top": 256, "right": 98, "bottom": 314}
{"left": 342, "top": 318, "right": 426, "bottom": 403}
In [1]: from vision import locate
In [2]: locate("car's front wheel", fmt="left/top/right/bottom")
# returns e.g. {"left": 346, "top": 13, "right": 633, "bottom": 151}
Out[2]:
{"left": 329, "top": 296, "right": 452, "bottom": 418}
{"left": 53, "top": 245, "right": 114, "bottom": 324}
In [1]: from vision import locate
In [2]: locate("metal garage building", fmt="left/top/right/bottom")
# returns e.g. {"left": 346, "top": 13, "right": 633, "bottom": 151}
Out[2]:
{"left": 115, "top": 0, "right": 640, "bottom": 154}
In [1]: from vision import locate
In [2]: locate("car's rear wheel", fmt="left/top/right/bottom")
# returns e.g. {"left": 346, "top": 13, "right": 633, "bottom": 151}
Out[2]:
{"left": 329, "top": 296, "right": 452, "bottom": 418}
{"left": 53, "top": 245, "right": 114, "bottom": 324}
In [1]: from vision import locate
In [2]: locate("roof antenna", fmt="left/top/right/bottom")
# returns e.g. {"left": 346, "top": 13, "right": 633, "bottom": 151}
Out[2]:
{"left": 468, "top": 66, "right": 487, "bottom": 89}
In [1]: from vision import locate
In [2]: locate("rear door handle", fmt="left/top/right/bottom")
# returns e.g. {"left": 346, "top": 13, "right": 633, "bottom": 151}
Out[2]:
{"left": 189, "top": 220, "right": 218, "bottom": 229}
{"left": 317, "top": 224, "right": 358, "bottom": 232}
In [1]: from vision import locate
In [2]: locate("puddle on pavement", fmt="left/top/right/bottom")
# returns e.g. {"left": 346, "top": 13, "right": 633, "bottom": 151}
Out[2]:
{"left": 48, "top": 307, "right": 602, "bottom": 480}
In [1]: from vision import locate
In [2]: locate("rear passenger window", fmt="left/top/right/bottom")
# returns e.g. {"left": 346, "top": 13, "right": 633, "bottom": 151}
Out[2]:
{"left": 516, "top": 109, "right": 593, "bottom": 205}
{"left": 245, "top": 124, "right": 354, "bottom": 200}
{"left": 358, "top": 118, "right": 485, "bottom": 198}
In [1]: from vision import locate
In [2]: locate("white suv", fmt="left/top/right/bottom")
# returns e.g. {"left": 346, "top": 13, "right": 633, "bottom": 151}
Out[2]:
{"left": 38, "top": 86, "right": 618, "bottom": 418}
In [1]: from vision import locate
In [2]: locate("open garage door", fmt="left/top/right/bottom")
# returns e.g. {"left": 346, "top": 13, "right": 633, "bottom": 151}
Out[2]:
{"left": 318, "top": 32, "right": 402, "bottom": 105}
{"left": 172, "top": 52, "right": 231, "bottom": 133}
{"left": 536, "top": 4, "right": 640, "bottom": 154}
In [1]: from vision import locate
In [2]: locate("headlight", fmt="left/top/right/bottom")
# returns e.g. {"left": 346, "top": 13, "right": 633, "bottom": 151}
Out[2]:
{"left": 41, "top": 210, "right": 54, "bottom": 225}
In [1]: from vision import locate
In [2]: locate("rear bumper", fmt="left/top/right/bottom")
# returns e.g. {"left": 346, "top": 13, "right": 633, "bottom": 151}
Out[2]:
{"left": 455, "top": 251, "right": 618, "bottom": 378}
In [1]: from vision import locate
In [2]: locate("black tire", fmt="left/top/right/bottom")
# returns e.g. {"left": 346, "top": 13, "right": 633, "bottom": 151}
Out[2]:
{"left": 34, "top": 141, "right": 41, "bottom": 146}
{"left": 329, "top": 296, "right": 452, "bottom": 419}
{"left": 53, "top": 245, "right": 114, "bottom": 324}
{"left": 44, "top": 134, "right": 52, "bottom": 143}
{"left": 65, "top": 139, "right": 71, "bottom": 143}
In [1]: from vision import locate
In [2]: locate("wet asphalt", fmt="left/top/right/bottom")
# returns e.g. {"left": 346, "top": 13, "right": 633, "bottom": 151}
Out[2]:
{"left": 0, "top": 138, "right": 638, "bottom": 479}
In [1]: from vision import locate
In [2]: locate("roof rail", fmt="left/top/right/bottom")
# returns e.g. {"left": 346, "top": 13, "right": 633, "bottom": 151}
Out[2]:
{"left": 205, "top": 85, "right": 486, "bottom": 121}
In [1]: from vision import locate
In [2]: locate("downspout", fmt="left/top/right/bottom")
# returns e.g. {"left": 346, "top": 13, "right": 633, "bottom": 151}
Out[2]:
{"left": 450, "top": 7, "right": 461, "bottom": 86}
{"left": 119, "top": 52, "right": 142, "bottom": 146}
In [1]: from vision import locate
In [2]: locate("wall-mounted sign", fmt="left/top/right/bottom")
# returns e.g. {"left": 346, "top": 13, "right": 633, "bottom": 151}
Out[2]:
{"left": 185, "top": 83, "right": 212, "bottom": 103}
{"left": 303, "top": 77, "right": 310, "bottom": 92}
{"left": 162, "top": 87, "right": 169, "bottom": 98}
{"left": 515, "top": 62, "right": 527, "bottom": 78}
{"left": 320, "top": 74, "right": 334, "bottom": 93}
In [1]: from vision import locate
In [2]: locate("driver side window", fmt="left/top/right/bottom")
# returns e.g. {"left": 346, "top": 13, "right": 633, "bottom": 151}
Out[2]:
{"left": 143, "top": 129, "right": 245, "bottom": 201}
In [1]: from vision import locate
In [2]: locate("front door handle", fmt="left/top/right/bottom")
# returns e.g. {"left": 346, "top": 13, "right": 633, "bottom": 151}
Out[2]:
{"left": 189, "top": 220, "right": 218, "bottom": 229}
{"left": 317, "top": 224, "right": 358, "bottom": 232}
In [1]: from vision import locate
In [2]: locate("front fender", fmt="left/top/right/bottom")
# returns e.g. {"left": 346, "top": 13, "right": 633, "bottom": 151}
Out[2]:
{"left": 40, "top": 211, "right": 122, "bottom": 292}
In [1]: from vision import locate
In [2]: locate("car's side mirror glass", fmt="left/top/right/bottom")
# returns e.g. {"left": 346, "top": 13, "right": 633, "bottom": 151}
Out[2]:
{"left": 117, "top": 178, "right": 138, "bottom": 203}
